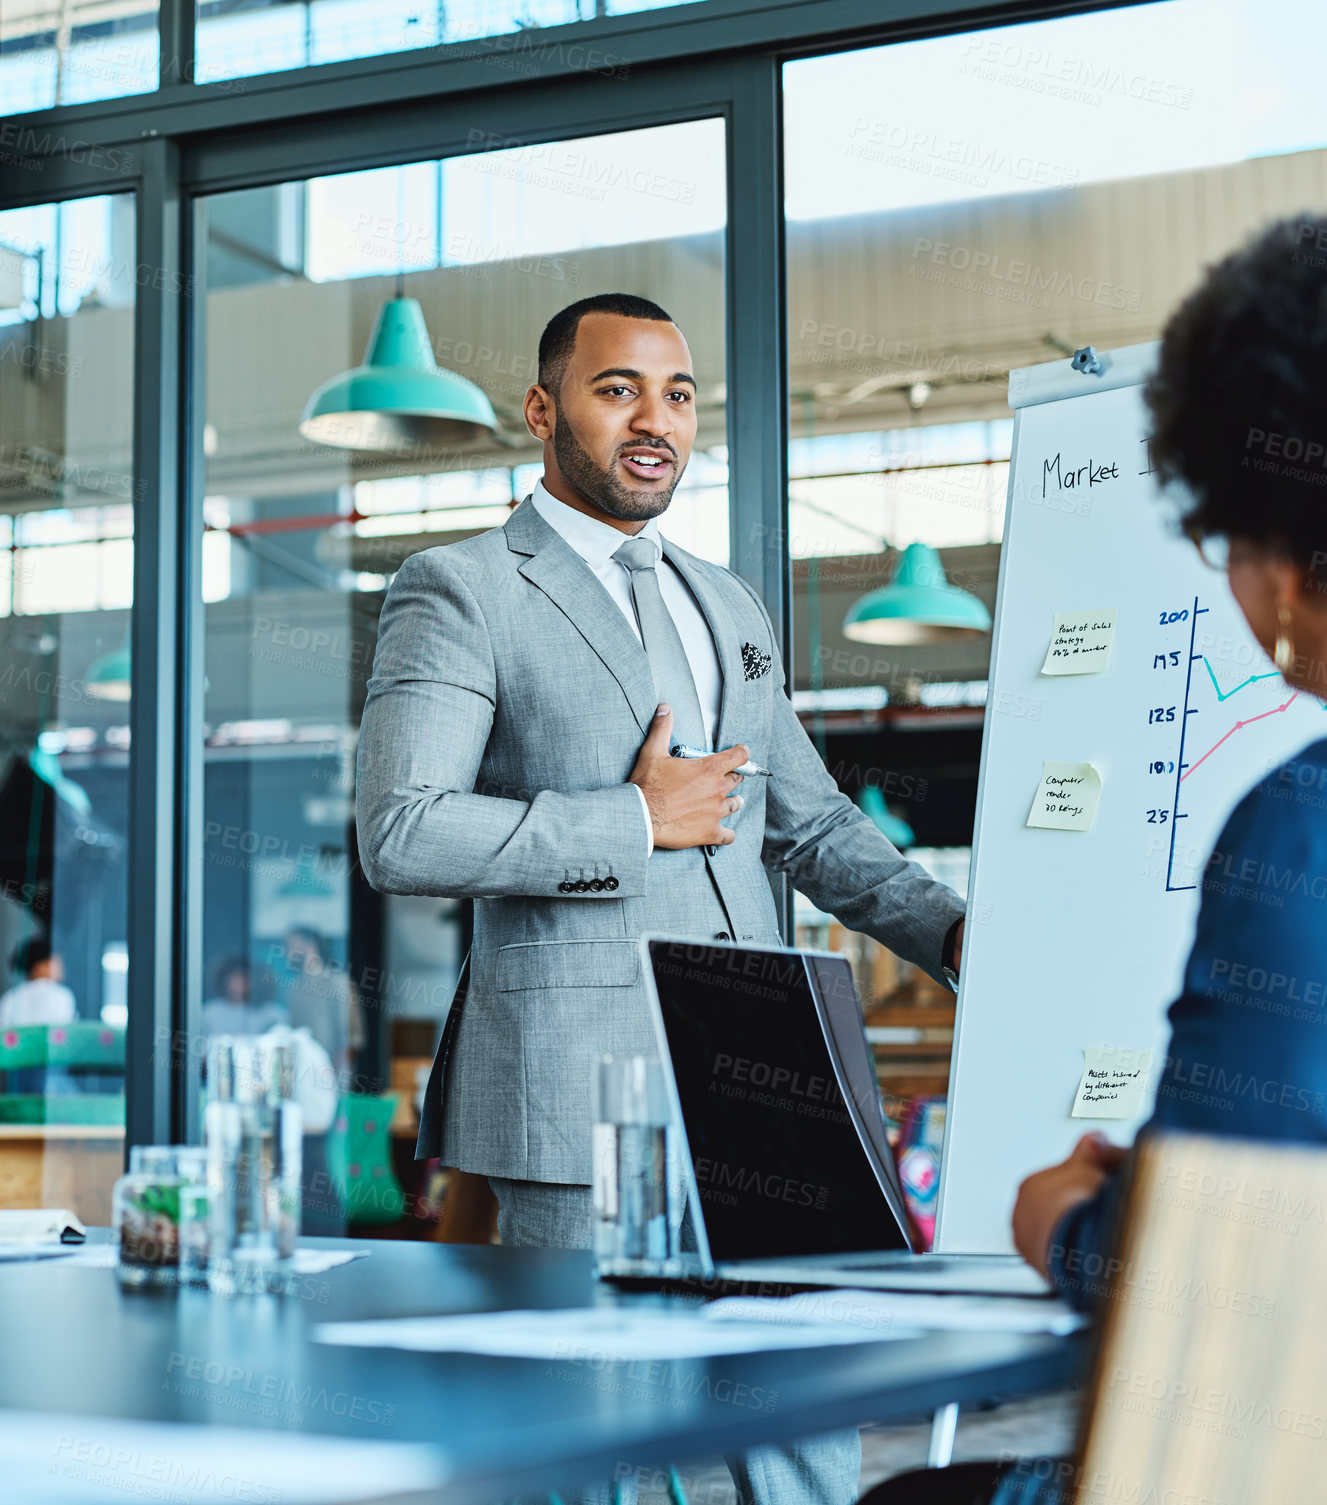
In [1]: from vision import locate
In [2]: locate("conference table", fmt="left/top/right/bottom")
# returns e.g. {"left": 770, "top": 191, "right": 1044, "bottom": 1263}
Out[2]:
{"left": 0, "top": 1234, "right": 1087, "bottom": 1505}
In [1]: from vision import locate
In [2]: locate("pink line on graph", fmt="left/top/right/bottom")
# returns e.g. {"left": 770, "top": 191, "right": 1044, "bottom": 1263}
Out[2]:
{"left": 1180, "top": 692, "right": 1300, "bottom": 783}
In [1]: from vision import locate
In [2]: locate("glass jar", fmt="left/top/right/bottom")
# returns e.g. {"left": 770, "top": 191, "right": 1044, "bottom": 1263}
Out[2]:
{"left": 114, "top": 1147, "right": 183, "bottom": 1286}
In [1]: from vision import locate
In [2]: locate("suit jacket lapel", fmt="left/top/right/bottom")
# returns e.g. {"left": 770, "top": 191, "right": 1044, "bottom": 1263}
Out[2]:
{"left": 505, "top": 497, "right": 659, "bottom": 735}
{"left": 660, "top": 537, "right": 745, "bottom": 754}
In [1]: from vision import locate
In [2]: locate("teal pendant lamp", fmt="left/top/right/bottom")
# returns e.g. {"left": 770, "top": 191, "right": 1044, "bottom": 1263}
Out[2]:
{"left": 843, "top": 541, "right": 991, "bottom": 646}
{"left": 855, "top": 784, "right": 914, "bottom": 849}
{"left": 86, "top": 638, "right": 132, "bottom": 700}
{"left": 300, "top": 292, "right": 498, "bottom": 454}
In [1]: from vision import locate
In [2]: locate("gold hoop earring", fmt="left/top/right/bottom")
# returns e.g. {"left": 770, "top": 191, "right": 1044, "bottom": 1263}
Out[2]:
{"left": 1274, "top": 605, "right": 1295, "bottom": 675}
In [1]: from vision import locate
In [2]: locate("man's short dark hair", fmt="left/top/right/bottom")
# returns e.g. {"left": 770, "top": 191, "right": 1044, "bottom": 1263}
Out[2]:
{"left": 10, "top": 935, "right": 52, "bottom": 978}
{"left": 537, "top": 293, "right": 674, "bottom": 394}
{"left": 1145, "top": 213, "right": 1327, "bottom": 571}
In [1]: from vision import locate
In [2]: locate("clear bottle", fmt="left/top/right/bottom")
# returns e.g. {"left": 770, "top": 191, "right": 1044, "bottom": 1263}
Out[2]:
{"left": 175, "top": 1145, "right": 210, "bottom": 1286}
{"left": 206, "top": 1036, "right": 277, "bottom": 1295}
{"left": 262, "top": 1036, "right": 303, "bottom": 1261}
{"left": 591, "top": 1055, "right": 676, "bottom": 1275}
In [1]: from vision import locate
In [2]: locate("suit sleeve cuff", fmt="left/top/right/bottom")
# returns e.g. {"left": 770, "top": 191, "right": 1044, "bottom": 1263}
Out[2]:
{"left": 632, "top": 783, "right": 654, "bottom": 858}
{"left": 942, "top": 916, "right": 963, "bottom": 976}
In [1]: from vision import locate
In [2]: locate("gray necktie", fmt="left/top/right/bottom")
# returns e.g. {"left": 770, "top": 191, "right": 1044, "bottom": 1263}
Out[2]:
{"left": 612, "top": 535, "right": 708, "bottom": 751}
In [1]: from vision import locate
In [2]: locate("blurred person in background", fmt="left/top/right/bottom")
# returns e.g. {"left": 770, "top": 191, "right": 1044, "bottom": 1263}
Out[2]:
{"left": 200, "top": 954, "right": 289, "bottom": 1040}
{"left": 279, "top": 927, "right": 364, "bottom": 1086}
{"left": 0, "top": 935, "right": 76, "bottom": 1029}
{"left": 0, "top": 935, "right": 79, "bottom": 1096}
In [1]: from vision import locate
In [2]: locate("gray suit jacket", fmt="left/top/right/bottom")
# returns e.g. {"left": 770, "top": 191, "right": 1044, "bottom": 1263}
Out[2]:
{"left": 356, "top": 496, "right": 965, "bottom": 1183}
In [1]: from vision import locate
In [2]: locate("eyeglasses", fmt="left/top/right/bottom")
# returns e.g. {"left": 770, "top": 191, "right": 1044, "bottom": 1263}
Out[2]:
{"left": 1184, "top": 525, "right": 1230, "bottom": 571}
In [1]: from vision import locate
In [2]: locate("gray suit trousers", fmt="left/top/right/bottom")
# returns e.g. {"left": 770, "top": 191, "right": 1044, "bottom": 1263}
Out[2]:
{"left": 487, "top": 1177, "right": 862, "bottom": 1505}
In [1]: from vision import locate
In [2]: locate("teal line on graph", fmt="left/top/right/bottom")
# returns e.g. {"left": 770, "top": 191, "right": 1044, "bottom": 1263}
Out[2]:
{"left": 1201, "top": 658, "right": 1281, "bottom": 701}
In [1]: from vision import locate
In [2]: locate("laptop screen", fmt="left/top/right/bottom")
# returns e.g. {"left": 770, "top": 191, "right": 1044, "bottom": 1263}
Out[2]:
{"left": 647, "top": 939, "right": 910, "bottom": 1262}
{"left": 805, "top": 952, "right": 909, "bottom": 1212}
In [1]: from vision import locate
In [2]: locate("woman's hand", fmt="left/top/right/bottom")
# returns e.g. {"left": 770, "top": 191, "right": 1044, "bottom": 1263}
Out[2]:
{"left": 1012, "top": 1132, "right": 1128, "bottom": 1276}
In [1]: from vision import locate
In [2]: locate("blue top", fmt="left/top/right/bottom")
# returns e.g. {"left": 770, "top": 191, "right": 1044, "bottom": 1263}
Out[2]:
{"left": 992, "top": 734, "right": 1327, "bottom": 1504}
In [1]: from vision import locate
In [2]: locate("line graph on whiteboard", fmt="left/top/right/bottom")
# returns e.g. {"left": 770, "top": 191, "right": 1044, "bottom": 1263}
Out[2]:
{"left": 1144, "top": 594, "right": 1325, "bottom": 891}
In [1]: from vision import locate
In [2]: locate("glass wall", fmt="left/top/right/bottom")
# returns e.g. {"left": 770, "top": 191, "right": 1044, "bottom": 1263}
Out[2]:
{"left": 196, "top": 0, "right": 712, "bottom": 87}
{"left": 784, "top": 0, "right": 1327, "bottom": 1159}
{"left": 198, "top": 119, "right": 727, "bottom": 1233}
{"left": 0, "top": 193, "right": 135, "bottom": 1221}
{"left": 1, "top": 2, "right": 159, "bottom": 111}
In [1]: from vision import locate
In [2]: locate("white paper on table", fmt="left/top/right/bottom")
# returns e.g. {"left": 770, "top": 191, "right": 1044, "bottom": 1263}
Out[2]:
{"left": 1071, "top": 1046, "right": 1154, "bottom": 1119}
{"left": 314, "top": 1305, "right": 916, "bottom": 1361}
{"left": 1040, "top": 609, "right": 1116, "bottom": 675}
{"left": 1026, "top": 761, "right": 1102, "bottom": 831}
{"left": 37, "top": 1244, "right": 117, "bottom": 1267}
{"left": 704, "top": 1289, "right": 1086, "bottom": 1336}
{"left": 291, "top": 1249, "right": 367, "bottom": 1274}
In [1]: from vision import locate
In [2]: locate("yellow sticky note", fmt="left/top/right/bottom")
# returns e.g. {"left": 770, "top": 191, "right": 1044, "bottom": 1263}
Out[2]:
{"left": 1072, "top": 1046, "right": 1153, "bottom": 1119}
{"left": 1026, "top": 761, "right": 1102, "bottom": 831}
{"left": 1041, "top": 610, "right": 1116, "bottom": 675}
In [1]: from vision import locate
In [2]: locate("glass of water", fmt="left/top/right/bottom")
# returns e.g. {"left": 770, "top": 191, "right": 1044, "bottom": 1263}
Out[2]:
{"left": 206, "top": 1036, "right": 279, "bottom": 1294}
{"left": 175, "top": 1145, "right": 209, "bottom": 1286}
{"left": 591, "top": 1055, "right": 676, "bottom": 1275}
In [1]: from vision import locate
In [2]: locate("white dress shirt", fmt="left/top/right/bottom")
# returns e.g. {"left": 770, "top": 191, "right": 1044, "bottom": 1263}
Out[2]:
{"left": 530, "top": 480, "right": 724, "bottom": 857}
{"left": 0, "top": 977, "right": 77, "bottom": 1028}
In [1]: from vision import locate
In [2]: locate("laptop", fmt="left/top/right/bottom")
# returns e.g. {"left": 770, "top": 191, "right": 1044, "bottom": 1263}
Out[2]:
{"left": 625, "top": 935, "right": 1049, "bottom": 1297}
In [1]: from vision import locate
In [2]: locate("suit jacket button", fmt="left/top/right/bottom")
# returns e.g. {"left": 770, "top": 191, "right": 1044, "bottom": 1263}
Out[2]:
{"left": 574, "top": 880, "right": 590, "bottom": 892}
{"left": 714, "top": 931, "right": 731, "bottom": 941}
{"left": 557, "top": 881, "right": 573, "bottom": 893}
{"left": 589, "top": 879, "right": 604, "bottom": 892}
{"left": 603, "top": 876, "right": 619, "bottom": 891}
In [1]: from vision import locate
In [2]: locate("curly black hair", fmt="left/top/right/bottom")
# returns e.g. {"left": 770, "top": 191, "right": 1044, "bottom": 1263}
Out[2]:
{"left": 1144, "top": 213, "right": 1327, "bottom": 575}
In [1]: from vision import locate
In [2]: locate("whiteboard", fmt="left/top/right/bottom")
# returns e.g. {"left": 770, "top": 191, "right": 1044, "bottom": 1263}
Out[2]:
{"left": 934, "top": 343, "right": 1327, "bottom": 1253}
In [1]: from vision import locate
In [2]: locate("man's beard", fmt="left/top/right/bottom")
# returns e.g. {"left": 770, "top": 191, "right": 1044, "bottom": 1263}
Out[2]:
{"left": 552, "top": 407, "right": 682, "bottom": 521}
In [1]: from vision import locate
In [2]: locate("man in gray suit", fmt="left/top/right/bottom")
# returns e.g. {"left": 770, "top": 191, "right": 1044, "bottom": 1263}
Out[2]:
{"left": 357, "top": 293, "right": 966, "bottom": 1503}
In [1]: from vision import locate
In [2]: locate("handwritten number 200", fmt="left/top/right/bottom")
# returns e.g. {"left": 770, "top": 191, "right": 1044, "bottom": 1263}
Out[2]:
{"left": 1159, "top": 609, "right": 1189, "bottom": 625}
